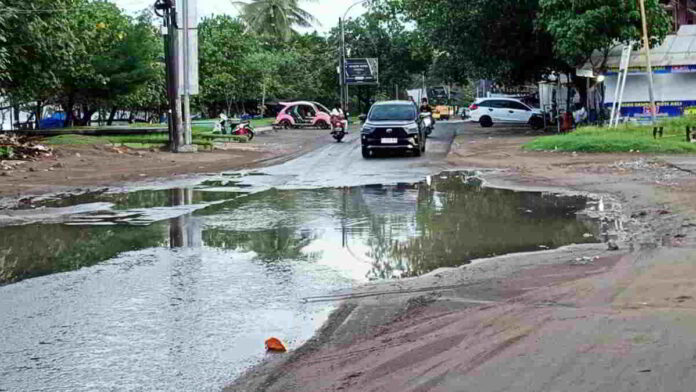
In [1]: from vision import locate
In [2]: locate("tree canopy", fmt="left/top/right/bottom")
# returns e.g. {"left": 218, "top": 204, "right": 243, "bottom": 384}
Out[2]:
{"left": 376, "top": 0, "right": 671, "bottom": 84}
{"left": 1, "top": 0, "right": 162, "bottom": 126}
{"left": 232, "top": 0, "right": 320, "bottom": 41}
{"left": 539, "top": 0, "right": 670, "bottom": 72}
{"left": 328, "top": 10, "right": 433, "bottom": 105}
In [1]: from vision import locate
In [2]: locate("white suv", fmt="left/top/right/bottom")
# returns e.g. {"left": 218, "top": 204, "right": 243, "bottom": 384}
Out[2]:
{"left": 468, "top": 98, "right": 544, "bottom": 129}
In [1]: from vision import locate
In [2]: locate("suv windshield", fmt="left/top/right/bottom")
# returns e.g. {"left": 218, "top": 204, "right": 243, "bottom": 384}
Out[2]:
{"left": 368, "top": 104, "right": 416, "bottom": 121}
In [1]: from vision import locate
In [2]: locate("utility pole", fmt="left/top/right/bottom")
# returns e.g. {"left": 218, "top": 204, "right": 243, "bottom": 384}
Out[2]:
{"left": 340, "top": 15, "right": 349, "bottom": 115}
{"left": 339, "top": 17, "right": 345, "bottom": 114}
{"left": 181, "top": 0, "right": 192, "bottom": 147}
{"left": 639, "top": 0, "right": 658, "bottom": 124}
{"left": 155, "top": 0, "right": 184, "bottom": 151}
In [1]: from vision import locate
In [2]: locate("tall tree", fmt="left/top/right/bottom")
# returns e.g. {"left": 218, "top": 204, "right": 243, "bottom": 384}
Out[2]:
{"left": 232, "top": 0, "right": 320, "bottom": 41}
{"left": 2, "top": 1, "right": 160, "bottom": 127}
{"left": 329, "top": 11, "right": 433, "bottom": 106}
{"left": 376, "top": 0, "right": 671, "bottom": 85}
{"left": 1, "top": 0, "right": 84, "bottom": 127}
{"left": 0, "top": 0, "right": 11, "bottom": 86}
{"left": 198, "top": 15, "right": 259, "bottom": 116}
{"left": 539, "top": 0, "right": 670, "bottom": 72}
{"left": 62, "top": 2, "right": 159, "bottom": 125}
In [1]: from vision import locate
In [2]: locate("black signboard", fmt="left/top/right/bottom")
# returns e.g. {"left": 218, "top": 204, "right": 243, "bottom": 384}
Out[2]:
{"left": 344, "top": 58, "right": 379, "bottom": 85}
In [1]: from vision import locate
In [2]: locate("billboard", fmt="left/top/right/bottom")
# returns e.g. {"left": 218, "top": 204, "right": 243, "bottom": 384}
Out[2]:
{"left": 176, "top": 0, "right": 199, "bottom": 95}
{"left": 345, "top": 58, "right": 379, "bottom": 85}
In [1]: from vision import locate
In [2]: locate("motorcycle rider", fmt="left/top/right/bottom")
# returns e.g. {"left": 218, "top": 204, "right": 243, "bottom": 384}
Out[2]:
{"left": 419, "top": 97, "right": 433, "bottom": 114}
{"left": 330, "top": 103, "right": 344, "bottom": 118}
{"left": 420, "top": 98, "right": 435, "bottom": 134}
{"left": 329, "top": 103, "right": 347, "bottom": 142}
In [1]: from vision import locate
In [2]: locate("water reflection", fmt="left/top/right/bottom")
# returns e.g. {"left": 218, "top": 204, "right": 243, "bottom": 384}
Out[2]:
{"left": 194, "top": 172, "right": 598, "bottom": 279}
{"left": 0, "top": 222, "right": 169, "bottom": 283}
{"left": 1, "top": 173, "right": 600, "bottom": 284}
{"left": 169, "top": 188, "right": 202, "bottom": 248}
{"left": 0, "top": 188, "right": 204, "bottom": 283}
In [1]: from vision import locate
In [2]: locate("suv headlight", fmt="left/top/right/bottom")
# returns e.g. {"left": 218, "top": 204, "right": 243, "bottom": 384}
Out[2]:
{"left": 404, "top": 123, "right": 419, "bottom": 134}
{"left": 361, "top": 126, "right": 375, "bottom": 134}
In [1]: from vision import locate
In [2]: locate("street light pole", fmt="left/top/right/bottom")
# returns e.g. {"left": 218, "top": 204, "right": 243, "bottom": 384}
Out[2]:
{"left": 639, "top": 0, "right": 658, "bottom": 124}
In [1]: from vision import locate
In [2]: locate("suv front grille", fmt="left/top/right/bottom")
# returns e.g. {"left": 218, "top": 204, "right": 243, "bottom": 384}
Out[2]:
{"left": 373, "top": 127, "right": 408, "bottom": 138}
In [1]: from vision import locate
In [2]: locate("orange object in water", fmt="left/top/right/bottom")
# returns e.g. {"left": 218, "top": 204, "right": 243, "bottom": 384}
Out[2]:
{"left": 265, "top": 337, "right": 287, "bottom": 352}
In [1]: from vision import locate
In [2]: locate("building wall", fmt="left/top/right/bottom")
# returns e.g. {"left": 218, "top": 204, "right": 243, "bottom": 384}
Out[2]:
{"left": 604, "top": 72, "right": 696, "bottom": 118}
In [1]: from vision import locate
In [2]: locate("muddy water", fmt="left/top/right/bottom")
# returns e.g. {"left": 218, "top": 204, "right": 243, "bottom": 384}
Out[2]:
{"left": 0, "top": 172, "right": 599, "bottom": 391}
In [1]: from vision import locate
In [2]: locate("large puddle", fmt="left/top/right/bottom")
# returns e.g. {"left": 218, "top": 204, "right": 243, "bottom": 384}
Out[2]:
{"left": 0, "top": 171, "right": 602, "bottom": 391}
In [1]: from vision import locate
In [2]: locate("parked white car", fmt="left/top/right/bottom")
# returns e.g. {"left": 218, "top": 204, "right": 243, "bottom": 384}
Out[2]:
{"left": 468, "top": 98, "right": 545, "bottom": 129}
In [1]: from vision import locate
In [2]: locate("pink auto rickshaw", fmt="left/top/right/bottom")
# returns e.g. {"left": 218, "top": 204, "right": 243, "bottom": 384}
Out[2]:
{"left": 273, "top": 101, "right": 332, "bottom": 130}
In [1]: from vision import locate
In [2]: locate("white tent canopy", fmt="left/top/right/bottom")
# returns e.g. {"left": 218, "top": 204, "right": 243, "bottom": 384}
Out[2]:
{"left": 580, "top": 25, "right": 696, "bottom": 73}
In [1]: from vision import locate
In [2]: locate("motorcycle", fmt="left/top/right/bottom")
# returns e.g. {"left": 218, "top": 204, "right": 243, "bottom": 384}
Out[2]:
{"left": 330, "top": 114, "right": 348, "bottom": 142}
{"left": 420, "top": 113, "right": 434, "bottom": 137}
{"left": 216, "top": 114, "right": 255, "bottom": 141}
{"left": 231, "top": 120, "right": 255, "bottom": 141}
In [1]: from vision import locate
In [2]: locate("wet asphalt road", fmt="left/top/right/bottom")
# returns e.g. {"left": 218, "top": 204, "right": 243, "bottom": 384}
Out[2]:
{"left": 247, "top": 120, "right": 461, "bottom": 189}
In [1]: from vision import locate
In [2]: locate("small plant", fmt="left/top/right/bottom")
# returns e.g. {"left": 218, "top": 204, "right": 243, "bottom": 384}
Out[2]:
{"left": 0, "top": 146, "right": 14, "bottom": 159}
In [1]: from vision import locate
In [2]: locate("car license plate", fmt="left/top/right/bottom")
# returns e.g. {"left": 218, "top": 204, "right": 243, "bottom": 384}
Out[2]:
{"left": 381, "top": 138, "right": 398, "bottom": 144}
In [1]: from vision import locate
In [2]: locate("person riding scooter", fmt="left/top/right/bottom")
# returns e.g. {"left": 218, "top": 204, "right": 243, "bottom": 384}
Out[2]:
{"left": 329, "top": 103, "right": 348, "bottom": 142}
{"left": 420, "top": 98, "right": 435, "bottom": 136}
{"left": 330, "top": 103, "right": 344, "bottom": 118}
{"left": 419, "top": 98, "right": 433, "bottom": 115}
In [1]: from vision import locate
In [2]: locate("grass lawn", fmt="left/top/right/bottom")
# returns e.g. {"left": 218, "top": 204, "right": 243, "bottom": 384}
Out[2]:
{"left": 42, "top": 132, "right": 247, "bottom": 149}
{"left": 524, "top": 117, "right": 696, "bottom": 154}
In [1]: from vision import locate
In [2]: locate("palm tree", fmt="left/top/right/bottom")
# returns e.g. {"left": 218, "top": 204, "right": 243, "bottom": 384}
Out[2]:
{"left": 231, "top": 0, "right": 320, "bottom": 41}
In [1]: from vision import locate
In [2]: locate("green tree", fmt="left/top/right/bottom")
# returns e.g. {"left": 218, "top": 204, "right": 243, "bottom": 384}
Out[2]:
{"left": 245, "top": 50, "right": 289, "bottom": 115}
{"left": 377, "top": 0, "right": 560, "bottom": 84}
{"left": 329, "top": 11, "right": 432, "bottom": 109}
{"left": 378, "top": 0, "right": 671, "bottom": 86}
{"left": 2, "top": 1, "right": 161, "bottom": 127}
{"left": 232, "top": 0, "right": 320, "bottom": 41}
{"left": 270, "top": 33, "right": 338, "bottom": 103}
{"left": 61, "top": 3, "right": 160, "bottom": 126}
{"left": 198, "top": 15, "right": 259, "bottom": 116}
{"left": 0, "top": 1, "right": 11, "bottom": 85}
{"left": 539, "top": 0, "right": 670, "bottom": 71}
{"left": 1, "top": 0, "right": 84, "bottom": 127}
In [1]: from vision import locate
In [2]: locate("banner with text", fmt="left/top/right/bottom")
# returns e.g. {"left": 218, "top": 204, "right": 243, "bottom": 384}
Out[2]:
{"left": 345, "top": 58, "right": 379, "bottom": 85}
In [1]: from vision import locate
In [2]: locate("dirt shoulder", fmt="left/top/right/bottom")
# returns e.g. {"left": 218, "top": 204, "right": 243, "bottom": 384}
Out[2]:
{"left": 0, "top": 129, "right": 334, "bottom": 201}
{"left": 228, "top": 123, "right": 696, "bottom": 392}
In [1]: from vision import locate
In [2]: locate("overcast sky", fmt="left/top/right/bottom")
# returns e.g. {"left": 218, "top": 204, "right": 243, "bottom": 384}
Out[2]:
{"left": 111, "top": 0, "right": 367, "bottom": 33}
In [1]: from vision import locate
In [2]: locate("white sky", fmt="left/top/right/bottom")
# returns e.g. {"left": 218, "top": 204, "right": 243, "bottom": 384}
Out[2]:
{"left": 111, "top": 0, "right": 367, "bottom": 34}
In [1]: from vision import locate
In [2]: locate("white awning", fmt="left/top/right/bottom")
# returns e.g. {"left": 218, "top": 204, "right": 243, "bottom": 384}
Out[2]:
{"left": 579, "top": 25, "right": 696, "bottom": 74}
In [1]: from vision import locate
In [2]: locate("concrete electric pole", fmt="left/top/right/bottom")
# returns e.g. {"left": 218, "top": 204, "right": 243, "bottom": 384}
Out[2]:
{"left": 154, "top": 0, "right": 197, "bottom": 152}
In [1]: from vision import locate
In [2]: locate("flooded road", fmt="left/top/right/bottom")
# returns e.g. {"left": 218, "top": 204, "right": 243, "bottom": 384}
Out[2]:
{"left": 0, "top": 124, "right": 601, "bottom": 391}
